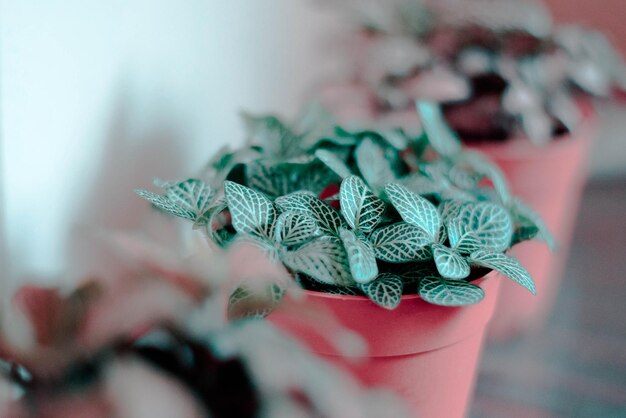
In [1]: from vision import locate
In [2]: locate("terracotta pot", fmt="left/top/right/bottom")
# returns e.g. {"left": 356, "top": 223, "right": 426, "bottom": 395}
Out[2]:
{"left": 470, "top": 118, "right": 595, "bottom": 341}
{"left": 270, "top": 273, "right": 500, "bottom": 418}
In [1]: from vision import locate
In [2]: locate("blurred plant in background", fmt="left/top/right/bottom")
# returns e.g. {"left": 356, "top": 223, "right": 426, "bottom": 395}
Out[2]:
{"left": 319, "top": 0, "right": 626, "bottom": 143}
{"left": 0, "top": 233, "right": 408, "bottom": 418}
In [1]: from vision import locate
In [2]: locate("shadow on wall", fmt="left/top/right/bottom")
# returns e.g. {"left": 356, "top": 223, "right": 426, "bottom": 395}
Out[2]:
{"left": 62, "top": 89, "right": 187, "bottom": 281}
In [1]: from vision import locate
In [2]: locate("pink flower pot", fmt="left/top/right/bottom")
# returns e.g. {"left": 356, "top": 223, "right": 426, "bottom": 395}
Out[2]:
{"left": 470, "top": 119, "right": 595, "bottom": 341}
{"left": 270, "top": 273, "right": 500, "bottom": 418}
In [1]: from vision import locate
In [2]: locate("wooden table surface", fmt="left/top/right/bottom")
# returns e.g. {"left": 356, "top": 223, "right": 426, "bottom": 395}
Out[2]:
{"left": 471, "top": 180, "right": 626, "bottom": 417}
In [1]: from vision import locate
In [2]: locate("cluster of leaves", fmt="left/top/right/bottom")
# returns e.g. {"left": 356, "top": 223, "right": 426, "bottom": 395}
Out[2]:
{"left": 137, "top": 102, "right": 552, "bottom": 310}
{"left": 325, "top": 0, "right": 626, "bottom": 143}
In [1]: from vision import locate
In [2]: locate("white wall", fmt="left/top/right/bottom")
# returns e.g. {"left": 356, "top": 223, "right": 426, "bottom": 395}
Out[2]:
{"left": 0, "top": 0, "right": 343, "bottom": 280}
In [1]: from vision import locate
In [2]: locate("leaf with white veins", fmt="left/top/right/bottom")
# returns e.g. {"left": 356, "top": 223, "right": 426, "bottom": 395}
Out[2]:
{"left": 419, "top": 276, "right": 485, "bottom": 306}
{"left": 315, "top": 149, "right": 353, "bottom": 179}
{"left": 340, "top": 176, "right": 385, "bottom": 233}
{"left": 340, "top": 228, "right": 378, "bottom": 283}
{"left": 433, "top": 244, "right": 470, "bottom": 280}
{"left": 274, "top": 211, "right": 320, "bottom": 246}
{"left": 224, "top": 181, "right": 277, "bottom": 240}
{"left": 417, "top": 101, "right": 462, "bottom": 157}
{"left": 469, "top": 250, "right": 536, "bottom": 294}
{"left": 454, "top": 202, "right": 513, "bottom": 253}
{"left": 385, "top": 182, "right": 441, "bottom": 240}
{"left": 370, "top": 222, "right": 432, "bottom": 263}
{"left": 361, "top": 273, "right": 403, "bottom": 309}
{"left": 282, "top": 237, "right": 353, "bottom": 286}
{"left": 355, "top": 137, "right": 395, "bottom": 190}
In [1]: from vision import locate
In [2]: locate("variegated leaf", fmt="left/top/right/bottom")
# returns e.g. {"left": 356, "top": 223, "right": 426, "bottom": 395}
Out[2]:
{"left": 355, "top": 137, "right": 395, "bottom": 190}
{"left": 360, "top": 273, "right": 403, "bottom": 310}
{"left": 136, "top": 190, "right": 196, "bottom": 220}
{"left": 274, "top": 191, "right": 318, "bottom": 214}
{"left": 453, "top": 202, "right": 513, "bottom": 253}
{"left": 370, "top": 222, "right": 431, "bottom": 263}
{"left": 339, "top": 228, "right": 378, "bottom": 284}
{"left": 399, "top": 173, "right": 442, "bottom": 196}
{"left": 419, "top": 276, "right": 485, "bottom": 306}
{"left": 416, "top": 101, "right": 461, "bottom": 157}
{"left": 340, "top": 176, "right": 385, "bottom": 233}
{"left": 282, "top": 237, "right": 353, "bottom": 286}
{"left": 439, "top": 200, "right": 470, "bottom": 223}
{"left": 241, "top": 113, "right": 301, "bottom": 158}
{"left": 165, "top": 179, "right": 214, "bottom": 221}
{"left": 385, "top": 183, "right": 441, "bottom": 240}
{"left": 309, "top": 198, "right": 344, "bottom": 236}
{"left": 315, "top": 148, "right": 353, "bottom": 179}
{"left": 274, "top": 211, "right": 320, "bottom": 247}
{"left": 136, "top": 178, "right": 214, "bottom": 223}
{"left": 224, "top": 181, "right": 277, "bottom": 240}
{"left": 247, "top": 161, "right": 291, "bottom": 197}
{"left": 433, "top": 244, "right": 470, "bottom": 280}
{"left": 447, "top": 218, "right": 481, "bottom": 254}
{"left": 469, "top": 250, "right": 536, "bottom": 294}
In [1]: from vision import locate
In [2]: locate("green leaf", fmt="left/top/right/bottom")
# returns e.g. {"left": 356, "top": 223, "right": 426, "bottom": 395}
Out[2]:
{"left": 274, "top": 191, "right": 318, "bottom": 214}
{"left": 241, "top": 113, "right": 301, "bottom": 159}
{"left": 379, "top": 128, "right": 409, "bottom": 150}
{"left": 339, "top": 228, "right": 378, "bottom": 284}
{"left": 247, "top": 161, "right": 330, "bottom": 197}
{"left": 447, "top": 219, "right": 481, "bottom": 254}
{"left": 509, "top": 197, "right": 556, "bottom": 250}
{"left": 282, "top": 237, "right": 353, "bottom": 286}
{"left": 340, "top": 176, "right": 385, "bottom": 233}
{"left": 355, "top": 137, "right": 395, "bottom": 190}
{"left": 453, "top": 202, "right": 513, "bottom": 253}
{"left": 360, "top": 273, "right": 403, "bottom": 310}
{"left": 416, "top": 101, "right": 461, "bottom": 157}
{"left": 315, "top": 149, "right": 353, "bottom": 179}
{"left": 136, "top": 178, "right": 214, "bottom": 223}
{"left": 399, "top": 173, "right": 442, "bottom": 196}
{"left": 419, "top": 276, "right": 485, "bottom": 306}
{"left": 274, "top": 211, "right": 320, "bottom": 247}
{"left": 439, "top": 200, "right": 469, "bottom": 223}
{"left": 309, "top": 198, "right": 345, "bottom": 236}
{"left": 247, "top": 161, "right": 291, "bottom": 197}
{"left": 433, "top": 244, "right": 470, "bottom": 280}
{"left": 224, "top": 181, "right": 277, "bottom": 240}
{"left": 384, "top": 183, "right": 441, "bottom": 240}
{"left": 469, "top": 250, "right": 536, "bottom": 294}
{"left": 136, "top": 190, "right": 196, "bottom": 220}
{"left": 461, "top": 151, "right": 512, "bottom": 204}
{"left": 370, "top": 222, "right": 432, "bottom": 263}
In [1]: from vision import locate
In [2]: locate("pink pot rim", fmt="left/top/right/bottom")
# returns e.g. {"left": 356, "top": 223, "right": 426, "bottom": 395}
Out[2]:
{"left": 272, "top": 272, "right": 501, "bottom": 357}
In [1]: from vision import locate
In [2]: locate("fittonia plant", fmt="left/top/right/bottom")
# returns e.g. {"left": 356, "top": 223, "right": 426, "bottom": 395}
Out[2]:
{"left": 137, "top": 102, "right": 552, "bottom": 309}
{"left": 322, "top": 0, "right": 626, "bottom": 143}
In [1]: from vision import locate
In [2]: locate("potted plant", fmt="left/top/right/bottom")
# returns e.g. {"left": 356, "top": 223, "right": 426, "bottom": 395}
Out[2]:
{"left": 0, "top": 235, "right": 409, "bottom": 418}
{"left": 136, "top": 103, "right": 547, "bottom": 417}
{"left": 316, "top": 0, "right": 626, "bottom": 339}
